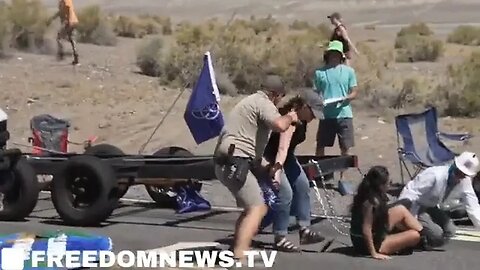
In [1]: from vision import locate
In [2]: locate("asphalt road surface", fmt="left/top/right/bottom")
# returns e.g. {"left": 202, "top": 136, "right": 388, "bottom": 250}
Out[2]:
{"left": 1, "top": 192, "right": 479, "bottom": 270}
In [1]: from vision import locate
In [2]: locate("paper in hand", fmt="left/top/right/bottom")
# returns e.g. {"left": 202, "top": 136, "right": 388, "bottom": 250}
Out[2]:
{"left": 323, "top": 97, "right": 346, "bottom": 106}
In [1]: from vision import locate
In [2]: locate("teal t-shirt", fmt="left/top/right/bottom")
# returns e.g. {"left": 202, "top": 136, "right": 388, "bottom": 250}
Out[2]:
{"left": 314, "top": 64, "right": 357, "bottom": 119}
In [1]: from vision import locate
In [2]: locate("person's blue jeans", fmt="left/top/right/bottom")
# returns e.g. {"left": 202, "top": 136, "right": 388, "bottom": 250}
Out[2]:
{"left": 272, "top": 154, "right": 311, "bottom": 236}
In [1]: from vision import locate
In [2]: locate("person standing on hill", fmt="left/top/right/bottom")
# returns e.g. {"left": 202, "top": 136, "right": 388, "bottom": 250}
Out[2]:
{"left": 314, "top": 40, "right": 358, "bottom": 159}
{"left": 47, "top": 0, "right": 79, "bottom": 65}
{"left": 328, "top": 12, "right": 359, "bottom": 66}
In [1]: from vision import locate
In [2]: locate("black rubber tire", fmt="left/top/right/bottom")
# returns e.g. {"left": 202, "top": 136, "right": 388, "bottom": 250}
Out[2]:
{"left": 0, "top": 158, "right": 39, "bottom": 221}
{"left": 84, "top": 144, "right": 129, "bottom": 198}
{"left": 145, "top": 146, "right": 202, "bottom": 207}
{"left": 51, "top": 155, "right": 119, "bottom": 226}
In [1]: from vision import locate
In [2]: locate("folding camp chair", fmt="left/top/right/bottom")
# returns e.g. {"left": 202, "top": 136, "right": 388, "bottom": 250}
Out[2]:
{"left": 395, "top": 107, "right": 473, "bottom": 185}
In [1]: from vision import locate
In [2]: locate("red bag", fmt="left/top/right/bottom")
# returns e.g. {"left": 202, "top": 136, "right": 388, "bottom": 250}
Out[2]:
{"left": 30, "top": 115, "right": 70, "bottom": 155}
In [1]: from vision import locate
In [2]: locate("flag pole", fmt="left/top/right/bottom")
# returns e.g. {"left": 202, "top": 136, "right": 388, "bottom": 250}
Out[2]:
{"left": 137, "top": 11, "right": 238, "bottom": 154}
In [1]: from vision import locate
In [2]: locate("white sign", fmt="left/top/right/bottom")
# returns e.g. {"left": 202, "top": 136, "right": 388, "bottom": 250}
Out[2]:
{"left": 1, "top": 248, "right": 277, "bottom": 269}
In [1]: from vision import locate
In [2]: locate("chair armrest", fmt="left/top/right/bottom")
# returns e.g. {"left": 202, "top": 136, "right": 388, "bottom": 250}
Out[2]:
{"left": 438, "top": 131, "right": 473, "bottom": 141}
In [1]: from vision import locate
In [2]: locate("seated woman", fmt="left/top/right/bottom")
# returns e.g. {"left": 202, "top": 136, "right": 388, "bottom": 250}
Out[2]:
{"left": 350, "top": 166, "right": 423, "bottom": 260}
{"left": 263, "top": 90, "right": 326, "bottom": 252}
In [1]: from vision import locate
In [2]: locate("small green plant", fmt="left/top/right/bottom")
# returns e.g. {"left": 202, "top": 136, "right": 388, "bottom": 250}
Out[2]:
{"left": 447, "top": 25, "right": 480, "bottom": 46}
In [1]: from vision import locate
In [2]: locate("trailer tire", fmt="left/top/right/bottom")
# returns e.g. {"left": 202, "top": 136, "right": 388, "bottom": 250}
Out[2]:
{"left": 145, "top": 146, "right": 202, "bottom": 207}
{"left": 0, "top": 158, "right": 39, "bottom": 221}
{"left": 51, "top": 155, "right": 118, "bottom": 226}
{"left": 84, "top": 144, "right": 129, "bottom": 198}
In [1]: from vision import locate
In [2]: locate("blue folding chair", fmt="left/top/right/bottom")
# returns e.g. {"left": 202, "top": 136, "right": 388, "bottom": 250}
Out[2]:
{"left": 395, "top": 107, "right": 473, "bottom": 185}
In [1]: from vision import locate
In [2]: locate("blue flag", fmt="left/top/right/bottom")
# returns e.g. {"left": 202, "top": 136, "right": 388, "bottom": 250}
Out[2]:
{"left": 184, "top": 51, "right": 224, "bottom": 145}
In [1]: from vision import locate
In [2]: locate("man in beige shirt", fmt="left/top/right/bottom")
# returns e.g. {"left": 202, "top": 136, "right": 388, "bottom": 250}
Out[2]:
{"left": 47, "top": 0, "right": 79, "bottom": 65}
{"left": 214, "top": 75, "right": 299, "bottom": 262}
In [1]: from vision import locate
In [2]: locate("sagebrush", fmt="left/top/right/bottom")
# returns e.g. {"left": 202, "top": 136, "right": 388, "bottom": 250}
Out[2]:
{"left": 137, "top": 16, "right": 332, "bottom": 94}
{"left": 394, "top": 23, "right": 443, "bottom": 62}
{"left": 1, "top": 0, "right": 52, "bottom": 54}
{"left": 76, "top": 5, "right": 117, "bottom": 46}
{"left": 434, "top": 51, "right": 480, "bottom": 117}
{"left": 447, "top": 25, "right": 480, "bottom": 46}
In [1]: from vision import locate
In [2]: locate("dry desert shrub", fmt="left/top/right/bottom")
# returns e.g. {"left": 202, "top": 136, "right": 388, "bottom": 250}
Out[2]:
{"left": 2, "top": 0, "right": 52, "bottom": 54}
{"left": 113, "top": 15, "right": 148, "bottom": 38}
{"left": 394, "top": 22, "right": 443, "bottom": 62}
{"left": 447, "top": 25, "right": 480, "bottom": 46}
{"left": 139, "top": 15, "right": 172, "bottom": 35}
{"left": 136, "top": 16, "right": 332, "bottom": 94}
{"left": 0, "top": 3, "right": 8, "bottom": 56}
{"left": 432, "top": 51, "right": 480, "bottom": 117}
{"left": 136, "top": 37, "right": 164, "bottom": 77}
{"left": 112, "top": 14, "right": 170, "bottom": 38}
{"left": 396, "top": 22, "right": 434, "bottom": 39}
{"left": 76, "top": 5, "right": 117, "bottom": 46}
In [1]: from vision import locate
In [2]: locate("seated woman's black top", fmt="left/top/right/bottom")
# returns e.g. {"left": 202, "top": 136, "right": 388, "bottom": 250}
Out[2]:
{"left": 350, "top": 197, "right": 389, "bottom": 254}
{"left": 263, "top": 120, "right": 307, "bottom": 162}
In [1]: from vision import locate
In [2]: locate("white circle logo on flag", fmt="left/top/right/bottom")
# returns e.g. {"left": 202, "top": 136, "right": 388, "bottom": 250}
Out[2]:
{"left": 191, "top": 103, "right": 220, "bottom": 120}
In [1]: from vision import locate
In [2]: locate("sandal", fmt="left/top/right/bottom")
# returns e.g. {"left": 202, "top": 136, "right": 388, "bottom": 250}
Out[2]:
{"left": 274, "top": 237, "right": 301, "bottom": 253}
{"left": 299, "top": 228, "right": 326, "bottom": 245}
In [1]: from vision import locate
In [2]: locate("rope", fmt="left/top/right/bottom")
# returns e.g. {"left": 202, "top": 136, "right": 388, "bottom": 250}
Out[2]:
{"left": 309, "top": 159, "right": 364, "bottom": 236}
{"left": 136, "top": 11, "right": 238, "bottom": 155}
{"left": 10, "top": 142, "right": 66, "bottom": 155}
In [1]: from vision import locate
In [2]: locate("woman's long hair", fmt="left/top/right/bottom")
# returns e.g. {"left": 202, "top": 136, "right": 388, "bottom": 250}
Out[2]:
{"left": 278, "top": 96, "right": 306, "bottom": 115}
{"left": 351, "top": 166, "right": 390, "bottom": 228}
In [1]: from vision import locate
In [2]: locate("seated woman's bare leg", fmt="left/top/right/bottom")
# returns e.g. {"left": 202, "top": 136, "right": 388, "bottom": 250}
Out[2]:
{"left": 388, "top": 205, "right": 423, "bottom": 232}
{"left": 379, "top": 230, "right": 421, "bottom": 255}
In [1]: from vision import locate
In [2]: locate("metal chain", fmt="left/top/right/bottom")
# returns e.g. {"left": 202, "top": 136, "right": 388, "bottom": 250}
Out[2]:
{"left": 310, "top": 160, "right": 364, "bottom": 236}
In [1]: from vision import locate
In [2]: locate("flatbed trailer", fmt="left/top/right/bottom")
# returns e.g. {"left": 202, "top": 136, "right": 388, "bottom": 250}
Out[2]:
{"left": 0, "top": 144, "right": 358, "bottom": 227}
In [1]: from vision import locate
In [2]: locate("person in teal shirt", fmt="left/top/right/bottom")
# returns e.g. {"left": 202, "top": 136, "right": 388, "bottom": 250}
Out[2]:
{"left": 314, "top": 40, "right": 359, "bottom": 157}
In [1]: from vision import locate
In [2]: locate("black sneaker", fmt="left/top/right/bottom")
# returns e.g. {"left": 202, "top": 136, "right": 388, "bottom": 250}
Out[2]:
{"left": 299, "top": 228, "right": 326, "bottom": 245}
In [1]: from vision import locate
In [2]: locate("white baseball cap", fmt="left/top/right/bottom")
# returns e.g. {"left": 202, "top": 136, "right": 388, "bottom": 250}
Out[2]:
{"left": 454, "top": 151, "right": 480, "bottom": 177}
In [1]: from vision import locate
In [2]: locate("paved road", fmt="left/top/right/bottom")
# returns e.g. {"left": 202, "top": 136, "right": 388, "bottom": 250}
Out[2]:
{"left": 1, "top": 192, "right": 479, "bottom": 270}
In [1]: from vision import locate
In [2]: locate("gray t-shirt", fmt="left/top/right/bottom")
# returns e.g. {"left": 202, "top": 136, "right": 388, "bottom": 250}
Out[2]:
{"left": 214, "top": 91, "right": 281, "bottom": 160}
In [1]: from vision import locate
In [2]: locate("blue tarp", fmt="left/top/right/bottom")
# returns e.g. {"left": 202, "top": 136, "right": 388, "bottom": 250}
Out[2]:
{"left": 0, "top": 231, "right": 112, "bottom": 269}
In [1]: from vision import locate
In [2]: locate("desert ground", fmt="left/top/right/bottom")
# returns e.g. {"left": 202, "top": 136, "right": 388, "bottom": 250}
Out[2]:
{"left": 2, "top": 0, "right": 479, "bottom": 181}
{"left": 0, "top": 1, "right": 480, "bottom": 269}
{"left": 1, "top": 0, "right": 480, "bottom": 208}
